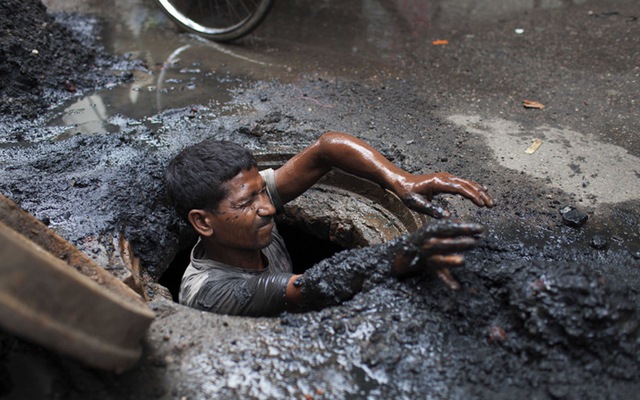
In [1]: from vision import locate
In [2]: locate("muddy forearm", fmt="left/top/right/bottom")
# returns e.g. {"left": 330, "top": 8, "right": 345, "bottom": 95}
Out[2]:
{"left": 274, "top": 132, "right": 408, "bottom": 204}
{"left": 291, "top": 221, "right": 483, "bottom": 310}
{"left": 292, "top": 243, "right": 396, "bottom": 311}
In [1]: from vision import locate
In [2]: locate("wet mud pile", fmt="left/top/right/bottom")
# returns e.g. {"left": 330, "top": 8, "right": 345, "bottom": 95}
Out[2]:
{"left": 0, "top": 0, "right": 134, "bottom": 122}
{"left": 1, "top": 4, "right": 639, "bottom": 398}
{"left": 276, "top": 239, "right": 639, "bottom": 399}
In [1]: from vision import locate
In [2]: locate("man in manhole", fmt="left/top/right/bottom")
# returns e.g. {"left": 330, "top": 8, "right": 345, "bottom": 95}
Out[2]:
{"left": 165, "top": 132, "right": 493, "bottom": 316}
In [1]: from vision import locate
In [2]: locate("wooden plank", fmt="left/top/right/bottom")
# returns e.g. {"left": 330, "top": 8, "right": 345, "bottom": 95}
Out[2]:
{"left": 0, "top": 194, "right": 154, "bottom": 371}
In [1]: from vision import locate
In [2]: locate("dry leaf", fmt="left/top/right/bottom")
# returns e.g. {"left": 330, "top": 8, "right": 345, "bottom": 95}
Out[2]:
{"left": 525, "top": 138, "right": 543, "bottom": 154}
{"left": 432, "top": 40, "right": 449, "bottom": 45}
{"left": 523, "top": 100, "right": 545, "bottom": 109}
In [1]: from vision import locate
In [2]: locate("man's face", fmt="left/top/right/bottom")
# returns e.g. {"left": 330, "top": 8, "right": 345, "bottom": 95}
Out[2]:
{"left": 207, "top": 167, "right": 276, "bottom": 251}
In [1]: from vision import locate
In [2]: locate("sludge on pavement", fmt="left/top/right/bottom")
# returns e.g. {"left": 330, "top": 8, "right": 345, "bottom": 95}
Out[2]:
{"left": 1, "top": 1, "right": 639, "bottom": 399}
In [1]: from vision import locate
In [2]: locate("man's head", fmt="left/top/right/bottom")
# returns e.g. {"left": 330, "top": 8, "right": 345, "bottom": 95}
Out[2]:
{"left": 165, "top": 139, "right": 257, "bottom": 221}
{"left": 165, "top": 139, "right": 276, "bottom": 252}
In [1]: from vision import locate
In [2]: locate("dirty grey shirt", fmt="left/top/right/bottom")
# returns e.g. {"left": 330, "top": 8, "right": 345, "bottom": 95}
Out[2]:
{"left": 179, "top": 169, "right": 293, "bottom": 317}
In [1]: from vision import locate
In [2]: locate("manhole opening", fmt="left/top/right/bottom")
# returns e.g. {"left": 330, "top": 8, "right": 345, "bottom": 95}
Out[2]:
{"left": 159, "top": 245, "right": 190, "bottom": 302}
{"left": 158, "top": 220, "right": 348, "bottom": 302}
{"left": 276, "top": 222, "right": 347, "bottom": 275}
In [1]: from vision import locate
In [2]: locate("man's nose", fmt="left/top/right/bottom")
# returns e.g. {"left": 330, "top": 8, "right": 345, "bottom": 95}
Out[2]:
{"left": 256, "top": 192, "right": 275, "bottom": 217}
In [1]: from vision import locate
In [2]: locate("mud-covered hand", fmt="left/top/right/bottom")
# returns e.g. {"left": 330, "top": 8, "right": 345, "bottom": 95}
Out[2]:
{"left": 391, "top": 220, "right": 485, "bottom": 289}
{"left": 397, "top": 172, "right": 494, "bottom": 218}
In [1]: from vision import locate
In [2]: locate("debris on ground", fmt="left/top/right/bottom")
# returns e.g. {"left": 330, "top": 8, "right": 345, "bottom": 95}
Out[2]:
{"left": 560, "top": 205, "right": 589, "bottom": 228}
{"left": 524, "top": 138, "right": 543, "bottom": 154}
{"left": 523, "top": 99, "right": 545, "bottom": 109}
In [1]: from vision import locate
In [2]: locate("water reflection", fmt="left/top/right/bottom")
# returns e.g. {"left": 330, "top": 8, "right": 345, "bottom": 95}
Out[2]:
{"left": 44, "top": 0, "right": 282, "bottom": 138}
{"left": 57, "top": 94, "right": 112, "bottom": 138}
{"left": 42, "top": 0, "right": 591, "bottom": 61}
{"left": 47, "top": 37, "right": 265, "bottom": 138}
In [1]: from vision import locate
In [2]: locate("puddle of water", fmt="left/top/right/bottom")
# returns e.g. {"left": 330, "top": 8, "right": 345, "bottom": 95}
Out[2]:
{"left": 45, "top": 42, "right": 262, "bottom": 139}
{"left": 43, "top": 0, "right": 287, "bottom": 138}
{"left": 448, "top": 114, "right": 640, "bottom": 205}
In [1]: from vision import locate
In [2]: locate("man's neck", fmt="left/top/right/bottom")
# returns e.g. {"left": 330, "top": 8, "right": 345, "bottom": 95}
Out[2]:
{"left": 202, "top": 239, "right": 265, "bottom": 271}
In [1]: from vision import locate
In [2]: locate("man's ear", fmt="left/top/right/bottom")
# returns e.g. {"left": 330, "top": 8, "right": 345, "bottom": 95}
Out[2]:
{"left": 187, "top": 209, "right": 215, "bottom": 237}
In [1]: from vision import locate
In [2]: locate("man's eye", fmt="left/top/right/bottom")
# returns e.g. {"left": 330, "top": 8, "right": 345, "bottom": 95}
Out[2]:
{"left": 238, "top": 199, "right": 253, "bottom": 208}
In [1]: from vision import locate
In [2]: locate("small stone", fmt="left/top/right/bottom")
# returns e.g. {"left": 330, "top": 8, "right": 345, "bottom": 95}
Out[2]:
{"left": 590, "top": 235, "right": 608, "bottom": 250}
{"left": 559, "top": 206, "right": 572, "bottom": 214}
{"left": 31, "top": 49, "right": 39, "bottom": 55}
{"left": 559, "top": 206, "right": 588, "bottom": 228}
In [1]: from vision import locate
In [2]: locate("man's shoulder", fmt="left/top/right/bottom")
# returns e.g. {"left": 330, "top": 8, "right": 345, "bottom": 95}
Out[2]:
{"left": 179, "top": 259, "right": 243, "bottom": 306}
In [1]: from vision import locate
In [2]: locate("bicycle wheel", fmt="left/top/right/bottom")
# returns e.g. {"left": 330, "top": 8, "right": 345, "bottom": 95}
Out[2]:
{"left": 156, "top": 0, "right": 274, "bottom": 42}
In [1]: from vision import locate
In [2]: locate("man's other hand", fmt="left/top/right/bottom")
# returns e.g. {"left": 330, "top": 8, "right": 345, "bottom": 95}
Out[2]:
{"left": 391, "top": 220, "right": 485, "bottom": 289}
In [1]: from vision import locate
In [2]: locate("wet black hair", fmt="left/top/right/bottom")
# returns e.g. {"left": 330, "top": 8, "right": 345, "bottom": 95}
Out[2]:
{"left": 165, "top": 139, "right": 257, "bottom": 221}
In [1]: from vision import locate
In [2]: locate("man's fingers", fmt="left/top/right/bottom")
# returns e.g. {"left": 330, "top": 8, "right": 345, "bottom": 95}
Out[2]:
{"left": 410, "top": 220, "right": 485, "bottom": 243}
{"left": 392, "top": 220, "right": 485, "bottom": 278}
{"left": 426, "top": 175, "right": 495, "bottom": 208}
{"left": 420, "top": 237, "right": 478, "bottom": 254}
{"left": 430, "top": 220, "right": 485, "bottom": 237}
{"left": 436, "top": 268, "right": 460, "bottom": 290}
{"left": 403, "top": 193, "right": 450, "bottom": 219}
{"left": 449, "top": 179, "right": 494, "bottom": 208}
{"left": 425, "top": 254, "right": 465, "bottom": 268}
{"left": 479, "top": 188, "right": 495, "bottom": 208}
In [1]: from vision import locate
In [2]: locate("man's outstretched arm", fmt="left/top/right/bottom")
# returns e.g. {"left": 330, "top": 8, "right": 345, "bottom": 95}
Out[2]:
{"left": 284, "top": 220, "right": 486, "bottom": 310}
{"left": 273, "top": 131, "right": 494, "bottom": 218}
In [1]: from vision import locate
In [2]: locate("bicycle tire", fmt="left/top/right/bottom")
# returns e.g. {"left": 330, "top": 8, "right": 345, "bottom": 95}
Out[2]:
{"left": 155, "top": 0, "right": 274, "bottom": 42}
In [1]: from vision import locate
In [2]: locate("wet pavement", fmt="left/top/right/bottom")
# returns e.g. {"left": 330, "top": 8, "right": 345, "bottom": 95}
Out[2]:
{"left": 1, "top": 0, "right": 639, "bottom": 398}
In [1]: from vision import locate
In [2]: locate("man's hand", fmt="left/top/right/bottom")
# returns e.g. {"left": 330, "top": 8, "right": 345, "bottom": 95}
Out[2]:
{"left": 391, "top": 220, "right": 485, "bottom": 289}
{"left": 398, "top": 172, "right": 494, "bottom": 219}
